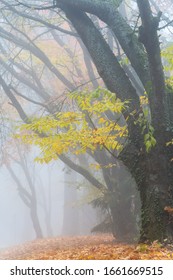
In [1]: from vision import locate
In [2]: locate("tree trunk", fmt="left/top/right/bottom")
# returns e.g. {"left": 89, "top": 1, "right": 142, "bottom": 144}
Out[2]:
{"left": 137, "top": 146, "right": 173, "bottom": 242}
{"left": 62, "top": 167, "right": 79, "bottom": 235}
{"left": 30, "top": 201, "right": 43, "bottom": 239}
{"left": 109, "top": 166, "right": 139, "bottom": 241}
{"left": 5, "top": 163, "right": 43, "bottom": 239}
{"left": 140, "top": 186, "right": 170, "bottom": 242}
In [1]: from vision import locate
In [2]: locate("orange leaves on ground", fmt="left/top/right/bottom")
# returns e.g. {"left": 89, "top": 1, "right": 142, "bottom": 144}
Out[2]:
{"left": 0, "top": 235, "right": 173, "bottom": 260}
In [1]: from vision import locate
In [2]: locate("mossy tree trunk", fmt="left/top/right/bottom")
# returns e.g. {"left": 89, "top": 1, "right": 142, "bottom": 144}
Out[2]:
{"left": 136, "top": 0, "right": 173, "bottom": 242}
{"left": 138, "top": 151, "right": 173, "bottom": 242}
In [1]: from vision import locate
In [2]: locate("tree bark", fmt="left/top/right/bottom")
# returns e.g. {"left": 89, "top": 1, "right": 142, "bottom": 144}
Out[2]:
{"left": 133, "top": 0, "right": 173, "bottom": 242}
{"left": 55, "top": 0, "right": 150, "bottom": 88}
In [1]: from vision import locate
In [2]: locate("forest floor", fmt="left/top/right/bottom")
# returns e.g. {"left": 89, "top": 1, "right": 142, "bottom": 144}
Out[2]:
{"left": 0, "top": 234, "right": 173, "bottom": 260}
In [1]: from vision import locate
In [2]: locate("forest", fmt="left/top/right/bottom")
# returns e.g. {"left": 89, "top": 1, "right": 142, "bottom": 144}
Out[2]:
{"left": 1, "top": 0, "right": 173, "bottom": 260}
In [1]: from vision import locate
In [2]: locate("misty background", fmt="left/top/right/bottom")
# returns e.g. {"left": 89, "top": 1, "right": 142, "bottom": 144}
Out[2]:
{"left": 0, "top": 156, "right": 99, "bottom": 248}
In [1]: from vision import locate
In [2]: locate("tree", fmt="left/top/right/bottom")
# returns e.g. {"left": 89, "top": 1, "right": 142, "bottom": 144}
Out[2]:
{"left": 1, "top": 0, "right": 173, "bottom": 242}
{"left": 52, "top": 0, "right": 173, "bottom": 242}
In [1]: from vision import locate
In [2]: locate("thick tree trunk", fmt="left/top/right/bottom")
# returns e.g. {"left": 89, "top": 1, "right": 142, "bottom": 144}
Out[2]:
{"left": 140, "top": 185, "right": 171, "bottom": 242}
{"left": 110, "top": 204, "right": 138, "bottom": 241}
{"left": 61, "top": 6, "right": 140, "bottom": 111}
{"left": 109, "top": 164, "right": 139, "bottom": 241}
{"left": 121, "top": 157, "right": 173, "bottom": 243}
{"left": 120, "top": 141, "right": 173, "bottom": 242}
{"left": 139, "top": 154, "right": 173, "bottom": 242}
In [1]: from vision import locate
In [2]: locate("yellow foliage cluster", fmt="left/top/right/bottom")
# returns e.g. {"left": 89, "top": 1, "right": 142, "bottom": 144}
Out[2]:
{"left": 16, "top": 88, "right": 128, "bottom": 163}
{"left": 139, "top": 95, "right": 148, "bottom": 106}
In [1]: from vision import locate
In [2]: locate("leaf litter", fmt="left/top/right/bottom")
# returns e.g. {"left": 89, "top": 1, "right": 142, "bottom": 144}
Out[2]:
{"left": 0, "top": 234, "right": 173, "bottom": 260}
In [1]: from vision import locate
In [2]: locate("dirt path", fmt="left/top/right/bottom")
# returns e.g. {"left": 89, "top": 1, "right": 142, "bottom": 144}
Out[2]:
{"left": 0, "top": 234, "right": 172, "bottom": 260}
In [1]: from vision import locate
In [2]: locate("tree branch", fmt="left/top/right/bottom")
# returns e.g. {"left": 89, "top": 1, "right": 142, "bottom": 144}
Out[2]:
{"left": 1, "top": 0, "right": 78, "bottom": 37}
{"left": 0, "top": 76, "right": 28, "bottom": 122}
{"left": 59, "top": 154, "right": 105, "bottom": 190}
{"left": 55, "top": 0, "right": 149, "bottom": 88}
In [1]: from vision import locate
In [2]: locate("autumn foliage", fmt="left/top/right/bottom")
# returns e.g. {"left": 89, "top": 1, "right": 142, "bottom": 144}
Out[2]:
{"left": 0, "top": 235, "right": 173, "bottom": 260}
{"left": 16, "top": 88, "right": 128, "bottom": 163}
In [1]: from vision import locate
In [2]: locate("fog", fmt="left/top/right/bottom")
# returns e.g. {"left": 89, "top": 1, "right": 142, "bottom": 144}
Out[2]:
{"left": 0, "top": 160, "right": 61, "bottom": 247}
{"left": 0, "top": 156, "right": 99, "bottom": 249}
